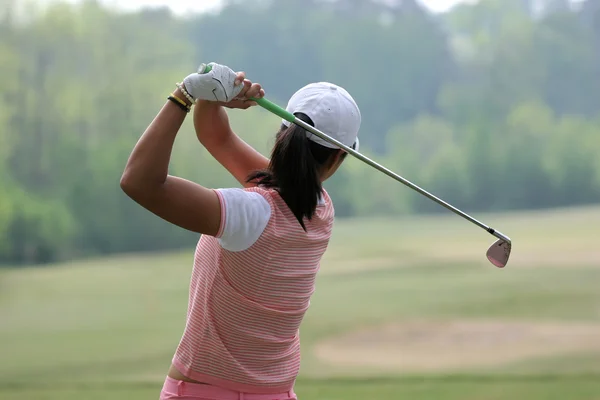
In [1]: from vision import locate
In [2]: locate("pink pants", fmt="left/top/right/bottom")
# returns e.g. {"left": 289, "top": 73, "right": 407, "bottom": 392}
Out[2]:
{"left": 159, "top": 376, "right": 298, "bottom": 400}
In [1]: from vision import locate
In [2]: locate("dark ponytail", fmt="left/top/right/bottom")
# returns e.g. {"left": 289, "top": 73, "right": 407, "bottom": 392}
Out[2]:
{"left": 246, "top": 113, "right": 344, "bottom": 231}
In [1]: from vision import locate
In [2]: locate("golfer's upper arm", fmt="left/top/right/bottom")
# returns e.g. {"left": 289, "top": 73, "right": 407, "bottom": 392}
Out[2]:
{"left": 215, "top": 188, "right": 271, "bottom": 251}
{"left": 124, "top": 175, "right": 223, "bottom": 236}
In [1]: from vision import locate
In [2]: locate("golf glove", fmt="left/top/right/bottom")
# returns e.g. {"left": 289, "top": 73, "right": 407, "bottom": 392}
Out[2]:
{"left": 182, "top": 62, "right": 243, "bottom": 102}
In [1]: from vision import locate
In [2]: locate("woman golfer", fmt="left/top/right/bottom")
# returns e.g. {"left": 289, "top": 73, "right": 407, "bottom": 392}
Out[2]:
{"left": 121, "top": 62, "right": 361, "bottom": 400}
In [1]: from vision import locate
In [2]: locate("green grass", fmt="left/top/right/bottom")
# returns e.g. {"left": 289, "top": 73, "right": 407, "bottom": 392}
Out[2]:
{"left": 2, "top": 206, "right": 600, "bottom": 399}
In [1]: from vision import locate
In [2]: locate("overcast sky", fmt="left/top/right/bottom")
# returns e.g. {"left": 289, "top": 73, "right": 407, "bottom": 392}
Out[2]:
{"left": 86, "top": 0, "right": 476, "bottom": 15}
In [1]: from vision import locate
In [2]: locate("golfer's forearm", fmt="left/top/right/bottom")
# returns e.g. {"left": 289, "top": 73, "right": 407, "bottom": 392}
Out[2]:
{"left": 121, "top": 95, "right": 187, "bottom": 192}
{"left": 193, "top": 100, "right": 233, "bottom": 149}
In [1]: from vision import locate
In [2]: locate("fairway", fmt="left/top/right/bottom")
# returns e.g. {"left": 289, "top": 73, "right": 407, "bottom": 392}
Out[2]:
{"left": 1, "top": 206, "right": 600, "bottom": 399}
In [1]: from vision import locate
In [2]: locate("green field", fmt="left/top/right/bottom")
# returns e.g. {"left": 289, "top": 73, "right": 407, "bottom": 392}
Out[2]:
{"left": 2, "top": 206, "right": 600, "bottom": 399}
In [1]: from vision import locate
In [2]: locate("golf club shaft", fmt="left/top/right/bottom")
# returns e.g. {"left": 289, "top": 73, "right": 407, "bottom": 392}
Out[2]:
{"left": 252, "top": 97, "right": 512, "bottom": 244}
{"left": 194, "top": 63, "right": 510, "bottom": 244}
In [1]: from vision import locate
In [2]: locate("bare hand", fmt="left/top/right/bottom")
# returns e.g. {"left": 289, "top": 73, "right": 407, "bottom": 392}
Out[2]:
{"left": 219, "top": 71, "right": 265, "bottom": 109}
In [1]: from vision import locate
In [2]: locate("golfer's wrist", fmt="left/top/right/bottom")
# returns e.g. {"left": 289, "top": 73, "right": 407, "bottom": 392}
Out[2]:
{"left": 195, "top": 99, "right": 222, "bottom": 109}
{"left": 173, "top": 87, "right": 193, "bottom": 107}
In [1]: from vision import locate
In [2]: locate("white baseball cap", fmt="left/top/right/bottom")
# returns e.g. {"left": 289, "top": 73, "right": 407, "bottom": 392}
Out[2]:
{"left": 282, "top": 82, "right": 361, "bottom": 151}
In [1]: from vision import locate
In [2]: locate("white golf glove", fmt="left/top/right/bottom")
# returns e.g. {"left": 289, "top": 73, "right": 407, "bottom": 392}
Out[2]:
{"left": 182, "top": 62, "right": 243, "bottom": 102}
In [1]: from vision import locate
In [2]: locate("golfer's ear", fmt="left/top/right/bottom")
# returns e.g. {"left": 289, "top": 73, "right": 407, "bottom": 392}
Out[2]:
{"left": 325, "top": 149, "right": 345, "bottom": 171}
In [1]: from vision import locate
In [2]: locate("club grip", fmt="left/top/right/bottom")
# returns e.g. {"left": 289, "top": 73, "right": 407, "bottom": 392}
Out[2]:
{"left": 251, "top": 97, "right": 295, "bottom": 123}
{"left": 196, "top": 63, "right": 295, "bottom": 122}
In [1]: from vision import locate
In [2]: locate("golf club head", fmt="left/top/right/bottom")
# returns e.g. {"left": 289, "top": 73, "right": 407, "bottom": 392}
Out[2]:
{"left": 486, "top": 239, "right": 511, "bottom": 268}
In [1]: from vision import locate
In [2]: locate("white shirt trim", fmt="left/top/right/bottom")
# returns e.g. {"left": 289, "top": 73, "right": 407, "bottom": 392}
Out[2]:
{"left": 216, "top": 188, "right": 272, "bottom": 252}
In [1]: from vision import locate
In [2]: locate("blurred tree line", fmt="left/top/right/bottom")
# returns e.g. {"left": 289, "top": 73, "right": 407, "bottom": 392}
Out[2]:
{"left": 1, "top": 0, "right": 599, "bottom": 265}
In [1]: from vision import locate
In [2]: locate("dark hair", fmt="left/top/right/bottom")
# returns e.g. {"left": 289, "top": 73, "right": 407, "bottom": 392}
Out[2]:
{"left": 246, "top": 113, "right": 347, "bottom": 231}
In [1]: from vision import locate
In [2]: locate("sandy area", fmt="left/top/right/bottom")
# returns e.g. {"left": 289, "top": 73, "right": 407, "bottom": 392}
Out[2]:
{"left": 314, "top": 319, "right": 600, "bottom": 372}
{"left": 507, "top": 250, "right": 600, "bottom": 268}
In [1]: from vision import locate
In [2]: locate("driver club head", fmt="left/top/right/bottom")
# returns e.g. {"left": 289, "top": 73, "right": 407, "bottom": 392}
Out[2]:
{"left": 486, "top": 239, "right": 512, "bottom": 268}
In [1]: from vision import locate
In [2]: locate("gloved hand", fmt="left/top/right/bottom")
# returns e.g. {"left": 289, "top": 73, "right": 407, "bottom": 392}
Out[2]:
{"left": 183, "top": 62, "right": 244, "bottom": 102}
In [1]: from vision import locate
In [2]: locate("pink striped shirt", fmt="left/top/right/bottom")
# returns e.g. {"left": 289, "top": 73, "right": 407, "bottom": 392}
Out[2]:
{"left": 172, "top": 186, "right": 334, "bottom": 394}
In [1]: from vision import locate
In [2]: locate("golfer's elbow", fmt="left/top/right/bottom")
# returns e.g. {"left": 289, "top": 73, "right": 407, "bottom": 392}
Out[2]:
{"left": 120, "top": 158, "right": 169, "bottom": 198}
{"left": 120, "top": 168, "right": 152, "bottom": 199}
{"left": 120, "top": 169, "right": 139, "bottom": 197}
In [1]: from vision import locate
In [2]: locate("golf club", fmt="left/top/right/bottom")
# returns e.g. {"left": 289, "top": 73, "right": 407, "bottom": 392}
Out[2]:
{"left": 198, "top": 65, "right": 512, "bottom": 268}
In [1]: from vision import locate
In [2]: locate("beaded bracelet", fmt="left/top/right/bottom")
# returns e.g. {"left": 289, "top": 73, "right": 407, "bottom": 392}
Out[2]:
{"left": 175, "top": 82, "right": 195, "bottom": 104}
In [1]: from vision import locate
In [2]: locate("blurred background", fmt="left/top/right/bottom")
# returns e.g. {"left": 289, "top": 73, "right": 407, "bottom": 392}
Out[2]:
{"left": 1, "top": 0, "right": 600, "bottom": 399}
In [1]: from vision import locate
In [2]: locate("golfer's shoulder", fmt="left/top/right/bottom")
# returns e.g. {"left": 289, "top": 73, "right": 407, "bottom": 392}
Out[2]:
{"left": 214, "top": 187, "right": 272, "bottom": 252}
{"left": 243, "top": 185, "right": 276, "bottom": 201}
{"left": 216, "top": 187, "right": 272, "bottom": 217}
